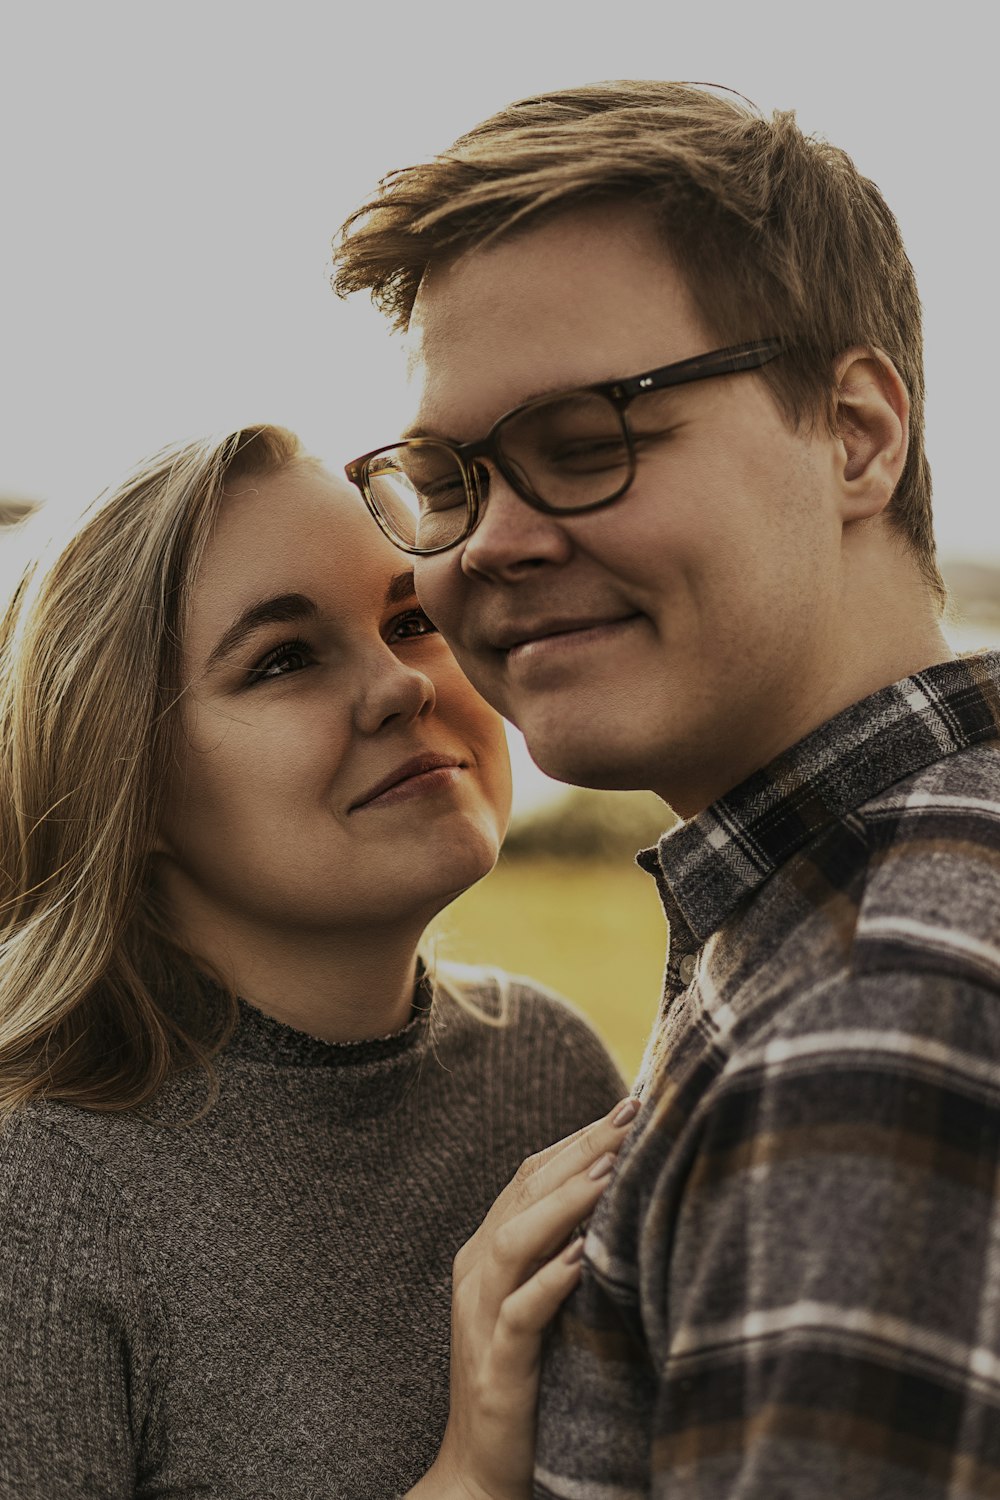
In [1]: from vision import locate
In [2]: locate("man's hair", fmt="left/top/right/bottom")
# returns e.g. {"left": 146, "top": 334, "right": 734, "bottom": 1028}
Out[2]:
{"left": 333, "top": 80, "right": 943, "bottom": 605}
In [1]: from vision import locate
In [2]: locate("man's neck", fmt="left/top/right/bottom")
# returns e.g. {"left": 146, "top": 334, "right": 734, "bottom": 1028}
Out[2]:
{"left": 659, "top": 569, "right": 953, "bottom": 820}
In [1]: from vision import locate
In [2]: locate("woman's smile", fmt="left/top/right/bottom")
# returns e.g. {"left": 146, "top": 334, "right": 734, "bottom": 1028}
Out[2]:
{"left": 348, "top": 751, "right": 468, "bottom": 812}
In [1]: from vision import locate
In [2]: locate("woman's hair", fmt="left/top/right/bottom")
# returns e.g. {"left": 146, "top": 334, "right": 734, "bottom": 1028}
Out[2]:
{"left": 0, "top": 424, "right": 508, "bottom": 1124}
{"left": 0, "top": 498, "right": 37, "bottom": 528}
{"left": 0, "top": 425, "right": 307, "bottom": 1121}
{"left": 333, "top": 79, "right": 943, "bottom": 607}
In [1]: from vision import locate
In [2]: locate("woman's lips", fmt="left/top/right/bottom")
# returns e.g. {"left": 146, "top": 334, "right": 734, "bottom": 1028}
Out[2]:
{"left": 349, "top": 753, "right": 466, "bottom": 812}
{"left": 353, "top": 764, "right": 465, "bottom": 811}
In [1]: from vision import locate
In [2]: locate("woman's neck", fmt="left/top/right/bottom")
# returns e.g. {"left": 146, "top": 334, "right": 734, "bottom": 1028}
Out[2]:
{"left": 177, "top": 909, "right": 426, "bottom": 1042}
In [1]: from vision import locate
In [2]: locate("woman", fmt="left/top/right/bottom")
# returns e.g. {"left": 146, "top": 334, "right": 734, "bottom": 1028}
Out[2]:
{"left": 0, "top": 425, "right": 631, "bottom": 1498}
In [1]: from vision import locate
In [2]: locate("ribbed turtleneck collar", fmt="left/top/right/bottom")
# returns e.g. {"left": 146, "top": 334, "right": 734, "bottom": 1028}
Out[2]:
{"left": 199, "top": 968, "right": 436, "bottom": 1072}
{"left": 227, "top": 986, "right": 433, "bottom": 1068}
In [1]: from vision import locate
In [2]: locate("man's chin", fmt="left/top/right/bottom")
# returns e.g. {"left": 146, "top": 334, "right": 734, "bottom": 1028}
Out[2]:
{"left": 521, "top": 730, "right": 655, "bottom": 794}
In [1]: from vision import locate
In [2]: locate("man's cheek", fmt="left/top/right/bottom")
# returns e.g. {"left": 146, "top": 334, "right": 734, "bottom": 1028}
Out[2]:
{"left": 411, "top": 563, "right": 448, "bottom": 627}
{"left": 456, "top": 645, "right": 502, "bottom": 698}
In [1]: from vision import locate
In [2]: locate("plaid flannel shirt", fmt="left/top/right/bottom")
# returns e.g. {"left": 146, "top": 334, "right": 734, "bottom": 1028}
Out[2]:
{"left": 535, "top": 651, "right": 1000, "bottom": 1498}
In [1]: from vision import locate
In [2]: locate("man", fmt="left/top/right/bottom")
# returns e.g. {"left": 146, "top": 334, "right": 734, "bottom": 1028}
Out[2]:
{"left": 334, "top": 83, "right": 1000, "bottom": 1496}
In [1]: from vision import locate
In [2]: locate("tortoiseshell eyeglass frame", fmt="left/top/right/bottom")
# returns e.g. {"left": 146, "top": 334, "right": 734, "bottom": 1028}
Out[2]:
{"left": 345, "top": 338, "right": 784, "bottom": 556}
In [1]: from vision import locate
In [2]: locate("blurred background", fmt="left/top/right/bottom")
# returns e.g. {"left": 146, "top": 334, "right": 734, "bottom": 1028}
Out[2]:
{"left": 3, "top": 0, "right": 997, "bottom": 1077}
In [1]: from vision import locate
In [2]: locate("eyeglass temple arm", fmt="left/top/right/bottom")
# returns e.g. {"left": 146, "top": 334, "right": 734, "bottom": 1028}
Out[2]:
{"left": 611, "top": 338, "right": 784, "bottom": 400}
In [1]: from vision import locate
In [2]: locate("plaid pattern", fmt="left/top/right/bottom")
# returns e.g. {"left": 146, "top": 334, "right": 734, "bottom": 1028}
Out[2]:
{"left": 535, "top": 652, "right": 1000, "bottom": 1498}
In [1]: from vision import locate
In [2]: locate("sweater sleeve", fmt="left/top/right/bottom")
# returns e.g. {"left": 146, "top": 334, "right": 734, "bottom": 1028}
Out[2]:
{"left": 0, "top": 1115, "right": 167, "bottom": 1499}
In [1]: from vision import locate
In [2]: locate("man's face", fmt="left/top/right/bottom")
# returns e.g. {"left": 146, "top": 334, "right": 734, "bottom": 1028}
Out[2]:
{"left": 407, "top": 203, "right": 846, "bottom": 815}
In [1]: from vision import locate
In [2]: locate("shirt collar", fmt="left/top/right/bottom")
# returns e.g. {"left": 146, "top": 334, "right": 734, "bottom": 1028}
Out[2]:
{"left": 639, "top": 652, "right": 1000, "bottom": 943}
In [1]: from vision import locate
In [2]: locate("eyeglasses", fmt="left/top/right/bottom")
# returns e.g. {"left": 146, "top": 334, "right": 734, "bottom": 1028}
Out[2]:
{"left": 345, "top": 338, "right": 783, "bottom": 556}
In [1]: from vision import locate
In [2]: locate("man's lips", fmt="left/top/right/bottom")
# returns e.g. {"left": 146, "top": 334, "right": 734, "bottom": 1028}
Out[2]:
{"left": 348, "top": 752, "right": 465, "bottom": 812}
{"left": 490, "top": 614, "right": 642, "bottom": 662}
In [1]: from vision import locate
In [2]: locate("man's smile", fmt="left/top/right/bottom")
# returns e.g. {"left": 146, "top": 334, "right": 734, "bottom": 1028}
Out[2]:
{"left": 503, "top": 614, "right": 643, "bottom": 669}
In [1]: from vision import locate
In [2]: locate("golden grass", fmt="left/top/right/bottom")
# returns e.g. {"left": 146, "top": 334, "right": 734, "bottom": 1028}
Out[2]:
{"left": 427, "top": 854, "right": 667, "bottom": 1082}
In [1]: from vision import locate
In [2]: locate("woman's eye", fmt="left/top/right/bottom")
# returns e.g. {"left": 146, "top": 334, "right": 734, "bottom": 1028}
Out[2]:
{"left": 246, "top": 640, "right": 316, "bottom": 683}
{"left": 388, "top": 608, "right": 439, "bottom": 643}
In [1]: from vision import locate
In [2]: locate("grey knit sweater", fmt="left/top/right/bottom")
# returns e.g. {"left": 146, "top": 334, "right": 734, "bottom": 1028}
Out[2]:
{"left": 0, "top": 973, "right": 623, "bottom": 1499}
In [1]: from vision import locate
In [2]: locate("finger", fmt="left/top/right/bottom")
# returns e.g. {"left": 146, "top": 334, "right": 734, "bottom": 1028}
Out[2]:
{"left": 462, "top": 1097, "right": 638, "bottom": 1251}
{"left": 490, "top": 1239, "right": 588, "bottom": 1387}
{"left": 501, "top": 1096, "right": 639, "bottom": 1219}
{"left": 478, "top": 1157, "right": 615, "bottom": 1310}
{"left": 531, "top": 1095, "right": 639, "bottom": 1176}
{"left": 532, "top": 1096, "right": 639, "bottom": 1186}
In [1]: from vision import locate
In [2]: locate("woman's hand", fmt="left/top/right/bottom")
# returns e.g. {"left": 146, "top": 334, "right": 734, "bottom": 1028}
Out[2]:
{"left": 408, "top": 1095, "right": 640, "bottom": 1500}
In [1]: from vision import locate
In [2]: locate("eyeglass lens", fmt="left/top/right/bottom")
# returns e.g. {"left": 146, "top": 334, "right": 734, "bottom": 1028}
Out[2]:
{"left": 365, "top": 390, "right": 632, "bottom": 551}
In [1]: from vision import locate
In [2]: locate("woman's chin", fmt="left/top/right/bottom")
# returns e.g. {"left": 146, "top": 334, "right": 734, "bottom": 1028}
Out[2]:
{"left": 404, "top": 823, "right": 503, "bottom": 911}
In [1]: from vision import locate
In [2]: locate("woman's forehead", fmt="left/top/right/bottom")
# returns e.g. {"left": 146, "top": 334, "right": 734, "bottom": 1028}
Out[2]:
{"left": 187, "top": 465, "right": 405, "bottom": 644}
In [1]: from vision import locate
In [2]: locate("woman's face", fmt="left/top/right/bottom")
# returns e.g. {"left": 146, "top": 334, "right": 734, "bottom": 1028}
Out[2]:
{"left": 156, "top": 461, "right": 512, "bottom": 939}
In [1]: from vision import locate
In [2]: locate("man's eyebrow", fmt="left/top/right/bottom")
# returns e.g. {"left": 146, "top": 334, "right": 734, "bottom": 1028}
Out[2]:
{"left": 384, "top": 569, "right": 416, "bottom": 606}
{"left": 400, "top": 380, "right": 599, "bottom": 442}
{"left": 206, "top": 593, "right": 320, "bottom": 669}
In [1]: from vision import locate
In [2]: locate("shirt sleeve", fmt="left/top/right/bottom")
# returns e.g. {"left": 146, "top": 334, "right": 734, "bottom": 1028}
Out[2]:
{"left": 0, "top": 1116, "right": 167, "bottom": 1498}
{"left": 649, "top": 969, "right": 1000, "bottom": 1497}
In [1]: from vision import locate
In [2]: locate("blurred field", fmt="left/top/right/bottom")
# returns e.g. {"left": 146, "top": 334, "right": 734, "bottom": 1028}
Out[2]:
{"left": 427, "top": 854, "right": 667, "bottom": 1082}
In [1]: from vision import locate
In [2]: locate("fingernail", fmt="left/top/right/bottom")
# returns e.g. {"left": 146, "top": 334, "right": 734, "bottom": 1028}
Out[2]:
{"left": 563, "top": 1236, "right": 585, "bottom": 1265}
{"left": 612, "top": 1098, "right": 639, "bottom": 1128}
{"left": 588, "top": 1152, "right": 615, "bottom": 1181}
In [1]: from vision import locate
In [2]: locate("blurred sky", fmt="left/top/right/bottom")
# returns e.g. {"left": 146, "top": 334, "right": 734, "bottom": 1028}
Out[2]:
{"left": 1, "top": 1, "right": 996, "bottom": 810}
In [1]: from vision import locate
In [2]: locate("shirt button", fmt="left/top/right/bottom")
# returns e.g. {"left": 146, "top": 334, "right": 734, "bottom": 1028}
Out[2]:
{"left": 679, "top": 953, "right": 698, "bottom": 984}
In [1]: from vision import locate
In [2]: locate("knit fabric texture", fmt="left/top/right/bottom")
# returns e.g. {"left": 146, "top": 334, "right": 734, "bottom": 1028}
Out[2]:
{"left": 536, "top": 650, "right": 1000, "bottom": 1498}
{"left": 0, "top": 972, "right": 624, "bottom": 1498}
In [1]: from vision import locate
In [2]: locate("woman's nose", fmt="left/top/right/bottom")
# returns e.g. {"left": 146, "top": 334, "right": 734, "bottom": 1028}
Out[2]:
{"left": 351, "top": 646, "right": 437, "bottom": 736}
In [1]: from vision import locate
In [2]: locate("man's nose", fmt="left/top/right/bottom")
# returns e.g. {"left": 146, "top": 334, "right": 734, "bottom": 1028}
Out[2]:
{"left": 460, "top": 467, "right": 573, "bottom": 581}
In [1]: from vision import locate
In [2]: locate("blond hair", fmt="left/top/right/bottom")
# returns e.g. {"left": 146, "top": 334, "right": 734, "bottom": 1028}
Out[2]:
{"left": 0, "top": 426, "right": 304, "bottom": 1121}
{"left": 333, "top": 80, "right": 943, "bottom": 606}
{"left": 0, "top": 498, "right": 37, "bottom": 528}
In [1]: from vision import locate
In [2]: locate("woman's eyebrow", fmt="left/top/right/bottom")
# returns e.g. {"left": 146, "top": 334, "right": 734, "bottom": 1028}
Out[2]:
{"left": 384, "top": 569, "right": 416, "bottom": 606}
{"left": 206, "top": 593, "right": 319, "bottom": 669}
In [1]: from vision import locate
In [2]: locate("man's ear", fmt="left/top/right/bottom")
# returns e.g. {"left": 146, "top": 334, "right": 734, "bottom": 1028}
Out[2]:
{"left": 833, "top": 346, "right": 909, "bottom": 522}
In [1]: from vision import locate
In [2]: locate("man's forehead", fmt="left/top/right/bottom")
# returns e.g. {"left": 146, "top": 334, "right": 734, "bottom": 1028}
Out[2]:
{"left": 403, "top": 328, "right": 590, "bottom": 442}
{"left": 403, "top": 203, "right": 707, "bottom": 440}
{"left": 403, "top": 290, "right": 551, "bottom": 440}
{"left": 408, "top": 307, "right": 704, "bottom": 446}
